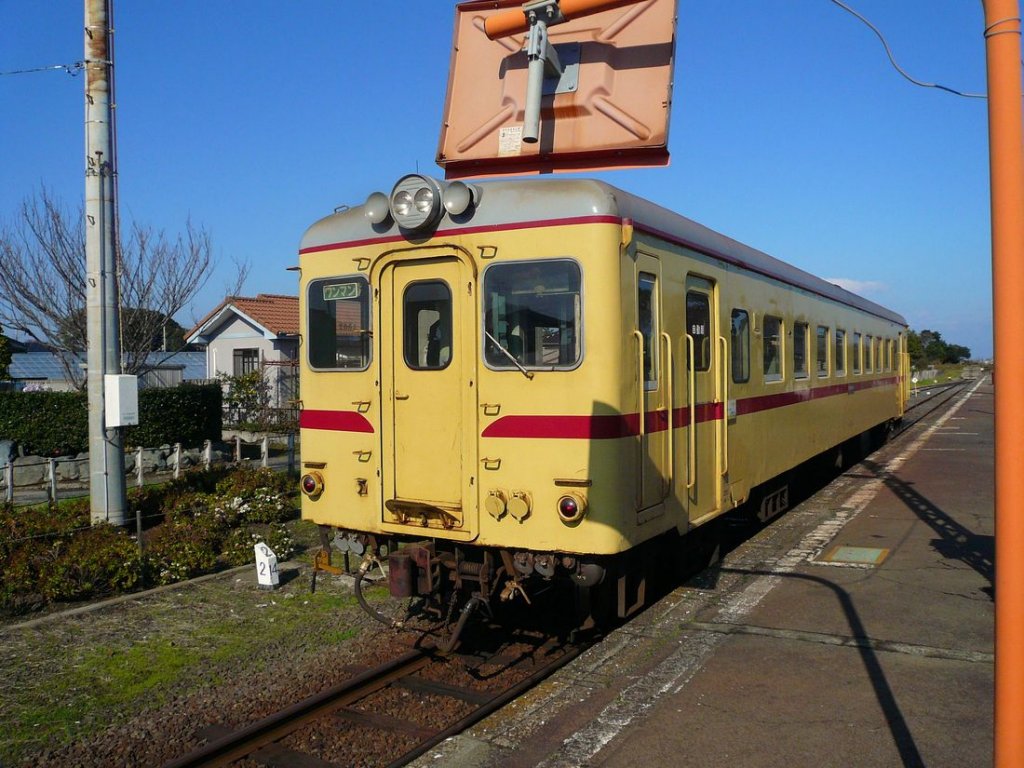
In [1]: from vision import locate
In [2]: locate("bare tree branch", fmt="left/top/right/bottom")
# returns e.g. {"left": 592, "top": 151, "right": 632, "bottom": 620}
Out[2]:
{"left": 0, "top": 188, "right": 228, "bottom": 388}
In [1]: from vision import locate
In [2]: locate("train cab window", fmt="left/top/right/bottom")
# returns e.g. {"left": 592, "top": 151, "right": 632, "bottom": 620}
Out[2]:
{"left": 852, "top": 333, "right": 862, "bottom": 374}
{"left": 403, "top": 281, "right": 452, "bottom": 370}
{"left": 307, "top": 276, "right": 371, "bottom": 370}
{"left": 686, "top": 291, "right": 711, "bottom": 372}
{"left": 835, "top": 330, "right": 846, "bottom": 376}
{"left": 763, "top": 315, "right": 782, "bottom": 382}
{"left": 793, "top": 322, "right": 809, "bottom": 379}
{"left": 483, "top": 259, "right": 582, "bottom": 370}
{"left": 816, "top": 326, "right": 829, "bottom": 377}
{"left": 731, "top": 309, "right": 750, "bottom": 383}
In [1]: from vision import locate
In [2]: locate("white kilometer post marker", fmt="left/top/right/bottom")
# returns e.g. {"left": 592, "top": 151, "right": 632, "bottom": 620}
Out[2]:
{"left": 254, "top": 542, "right": 280, "bottom": 590}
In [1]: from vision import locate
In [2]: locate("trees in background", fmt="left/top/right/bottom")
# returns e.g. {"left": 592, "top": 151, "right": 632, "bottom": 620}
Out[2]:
{"left": 0, "top": 188, "right": 245, "bottom": 389}
{"left": 907, "top": 329, "right": 971, "bottom": 369}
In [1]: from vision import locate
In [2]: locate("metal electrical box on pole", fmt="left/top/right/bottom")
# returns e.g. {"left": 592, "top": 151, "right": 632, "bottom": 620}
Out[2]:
{"left": 85, "top": 0, "right": 128, "bottom": 525}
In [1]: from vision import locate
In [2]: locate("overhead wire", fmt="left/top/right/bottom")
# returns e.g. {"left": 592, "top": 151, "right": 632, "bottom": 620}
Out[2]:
{"left": 0, "top": 61, "right": 85, "bottom": 77}
{"left": 829, "top": 0, "right": 987, "bottom": 99}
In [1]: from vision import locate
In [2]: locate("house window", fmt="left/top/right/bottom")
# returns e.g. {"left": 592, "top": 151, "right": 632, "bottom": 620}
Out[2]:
{"left": 233, "top": 348, "right": 259, "bottom": 376}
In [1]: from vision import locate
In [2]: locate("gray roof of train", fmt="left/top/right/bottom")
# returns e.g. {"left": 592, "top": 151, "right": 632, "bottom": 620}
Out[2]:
{"left": 300, "top": 178, "right": 907, "bottom": 327}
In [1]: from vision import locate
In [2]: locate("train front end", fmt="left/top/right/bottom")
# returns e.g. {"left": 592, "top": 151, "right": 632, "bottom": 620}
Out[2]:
{"left": 297, "top": 174, "right": 641, "bottom": 630}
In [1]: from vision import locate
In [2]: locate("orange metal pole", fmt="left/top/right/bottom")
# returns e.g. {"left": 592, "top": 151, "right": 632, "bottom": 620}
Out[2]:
{"left": 984, "top": 1, "right": 1024, "bottom": 765}
{"left": 484, "top": 0, "right": 643, "bottom": 39}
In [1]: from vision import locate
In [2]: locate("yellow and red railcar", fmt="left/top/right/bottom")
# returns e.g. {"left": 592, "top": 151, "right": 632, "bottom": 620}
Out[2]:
{"left": 297, "top": 174, "right": 908, "bottom": 625}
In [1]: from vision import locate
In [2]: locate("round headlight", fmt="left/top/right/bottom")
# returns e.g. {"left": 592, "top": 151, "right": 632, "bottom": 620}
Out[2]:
{"left": 389, "top": 174, "right": 444, "bottom": 231}
{"left": 414, "top": 187, "right": 435, "bottom": 214}
{"left": 392, "top": 190, "right": 414, "bottom": 217}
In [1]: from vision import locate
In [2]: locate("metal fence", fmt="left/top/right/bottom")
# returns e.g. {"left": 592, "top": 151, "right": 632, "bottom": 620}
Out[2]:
{"left": 1, "top": 433, "right": 298, "bottom": 507}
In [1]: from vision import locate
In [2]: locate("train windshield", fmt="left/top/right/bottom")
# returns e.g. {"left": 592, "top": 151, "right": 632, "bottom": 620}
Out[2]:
{"left": 483, "top": 260, "right": 581, "bottom": 370}
{"left": 307, "top": 276, "right": 371, "bottom": 370}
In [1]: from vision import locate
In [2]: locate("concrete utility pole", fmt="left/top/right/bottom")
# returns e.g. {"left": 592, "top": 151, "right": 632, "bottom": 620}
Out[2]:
{"left": 84, "top": 0, "right": 127, "bottom": 525}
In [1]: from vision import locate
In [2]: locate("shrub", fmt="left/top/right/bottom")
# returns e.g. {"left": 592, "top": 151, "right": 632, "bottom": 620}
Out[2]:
{"left": 0, "top": 383, "right": 222, "bottom": 456}
{"left": 0, "top": 540, "right": 47, "bottom": 613}
{"left": 126, "top": 383, "right": 222, "bottom": 449}
{"left": 0, "top": 391, "right": 88, "bottom": 456}
{"left": 143, "top": 521, "right": 220, "bottom": 586}
{"left": 0, "top": 464, "right": 302, "bottom": 614}
{"left": 214, "top": 465, "right": 293, "bottom": 498}
{"left": 221, "top": 523, "right": 296, "bottom": 566}
{"left": 37, "top": 526, "right": 142, "bottom": 602}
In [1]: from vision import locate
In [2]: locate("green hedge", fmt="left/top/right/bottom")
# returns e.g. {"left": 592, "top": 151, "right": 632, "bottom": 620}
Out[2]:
{"left": 0, "top": 391, "right": 87, "bottom": 456}
{"left": 0, "top": 384, "right": 222, "bottom": 456}
{"left": 129, "top": 384, "right": 223, "bottom": 449}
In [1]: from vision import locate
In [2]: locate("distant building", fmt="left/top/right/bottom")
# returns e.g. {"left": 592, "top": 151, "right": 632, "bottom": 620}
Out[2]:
{"left": 185, "top": 293, "right": 299, "bottom": 409}
{"left": 5, "top": 351, "right": 207, "bottom": 392}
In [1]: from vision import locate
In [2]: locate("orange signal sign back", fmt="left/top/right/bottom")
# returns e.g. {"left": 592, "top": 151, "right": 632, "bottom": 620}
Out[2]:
{"left": 436, "top": 0, "right": 677, "bottom": 179}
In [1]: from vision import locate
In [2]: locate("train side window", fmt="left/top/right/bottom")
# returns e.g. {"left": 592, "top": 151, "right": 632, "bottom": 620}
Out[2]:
{"left": 686, "top": 291, "right": 711, "bottom": 372}
{"left": 763, "top": 315, "right": 783, "bottom": 382}
{"left": 307, "top": 275, "right": 371, "bottom": 371}
{"left": 866, "top": 336, "right": 874, "bottom": 372}
{"left": 731, "top": 309, "right": 750, "bottom": 383}
{"left": 886, "top": 339, "right": 893, "bottom": 372}
{"left": 835, "top": 329, "right": 846, "bottom": 376}
{"left": 852, "top": 333, "right": 862, "bottom": 375}
{"left": 483, "top": 259, "right": 582, "bottom": 370}
{"left": 403, "top": 281, "right": 452, "bottom": 370}
{"left": 638, "top": 274, "right": 659, "bottom": 388}
{"left": 816, "top": 326, "right": 829, "bottom": 377}
{"left": 793, "top": 322, "right": 809, "bottom": 379}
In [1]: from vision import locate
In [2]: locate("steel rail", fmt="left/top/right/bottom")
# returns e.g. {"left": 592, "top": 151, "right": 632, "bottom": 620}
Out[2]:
{"left": 164, "top": 634, "right": 589, "bottom": 768}
{"left": 162, "top": 648, "right": 428, "bottom": 768}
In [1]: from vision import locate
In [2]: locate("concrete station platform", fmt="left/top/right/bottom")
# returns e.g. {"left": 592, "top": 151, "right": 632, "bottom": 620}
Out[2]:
{"left": 422, "top": 377, "right": 994, "bottom": 767}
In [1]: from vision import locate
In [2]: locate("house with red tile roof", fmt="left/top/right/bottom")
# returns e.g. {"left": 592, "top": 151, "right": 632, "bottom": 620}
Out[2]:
{"left": 186, "top": 294, "right": 299, "bottom": 410}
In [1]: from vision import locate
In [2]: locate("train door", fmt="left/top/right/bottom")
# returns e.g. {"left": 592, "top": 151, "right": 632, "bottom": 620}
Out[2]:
{"left": 379, "top": 255, "right": 477, "bottom": 538}
{"left": 636, "top": 253, "right": 670, "bottom": 516}
{"left": 684, "top": 276, "right": 720, "bottom": 523}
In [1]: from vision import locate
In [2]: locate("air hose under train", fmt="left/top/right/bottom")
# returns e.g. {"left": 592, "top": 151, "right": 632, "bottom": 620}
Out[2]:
{"left": 354, "top": 557, "right": 405, "bottom": 629}
{"left": 353, "top": 556, "right": 484, "bottom": 652}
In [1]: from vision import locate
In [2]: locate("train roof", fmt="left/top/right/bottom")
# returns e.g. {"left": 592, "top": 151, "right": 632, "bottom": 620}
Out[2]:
{"left": 301, "top": 177, "right": 907, "bottom": 327}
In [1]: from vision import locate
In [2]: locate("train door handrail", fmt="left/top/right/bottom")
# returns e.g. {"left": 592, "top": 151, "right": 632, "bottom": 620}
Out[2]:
{"left": 718, "top": 335, "right": 729, "bottom": 477}
{"left": 685, "top": 333, "right": 696, "bottom": 491}
{"left": 661, "top": 331, "right": 673, "bottom": 496}
{"left": 633, "top": 330, "right": 645, "bottom": 510}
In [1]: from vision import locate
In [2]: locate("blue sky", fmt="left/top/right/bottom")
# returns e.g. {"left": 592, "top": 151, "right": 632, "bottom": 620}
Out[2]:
{"left": 2, "top": 1, "right": 993, "bottom": 356}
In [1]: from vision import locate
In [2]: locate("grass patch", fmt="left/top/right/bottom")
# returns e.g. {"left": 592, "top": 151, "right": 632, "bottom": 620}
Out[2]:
{"left": 0, "top": 584, "right": 366, "bottom": 763}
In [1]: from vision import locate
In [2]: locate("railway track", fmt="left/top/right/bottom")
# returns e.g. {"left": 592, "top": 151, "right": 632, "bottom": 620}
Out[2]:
{"left": 163, "top": 630, "right": 586, "bottom": 768}
{"left": 899, "top": 380, "right": 970, "bottom": 432}
{"left": 163, "top": 378, "right": 979, "bottom": 768}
